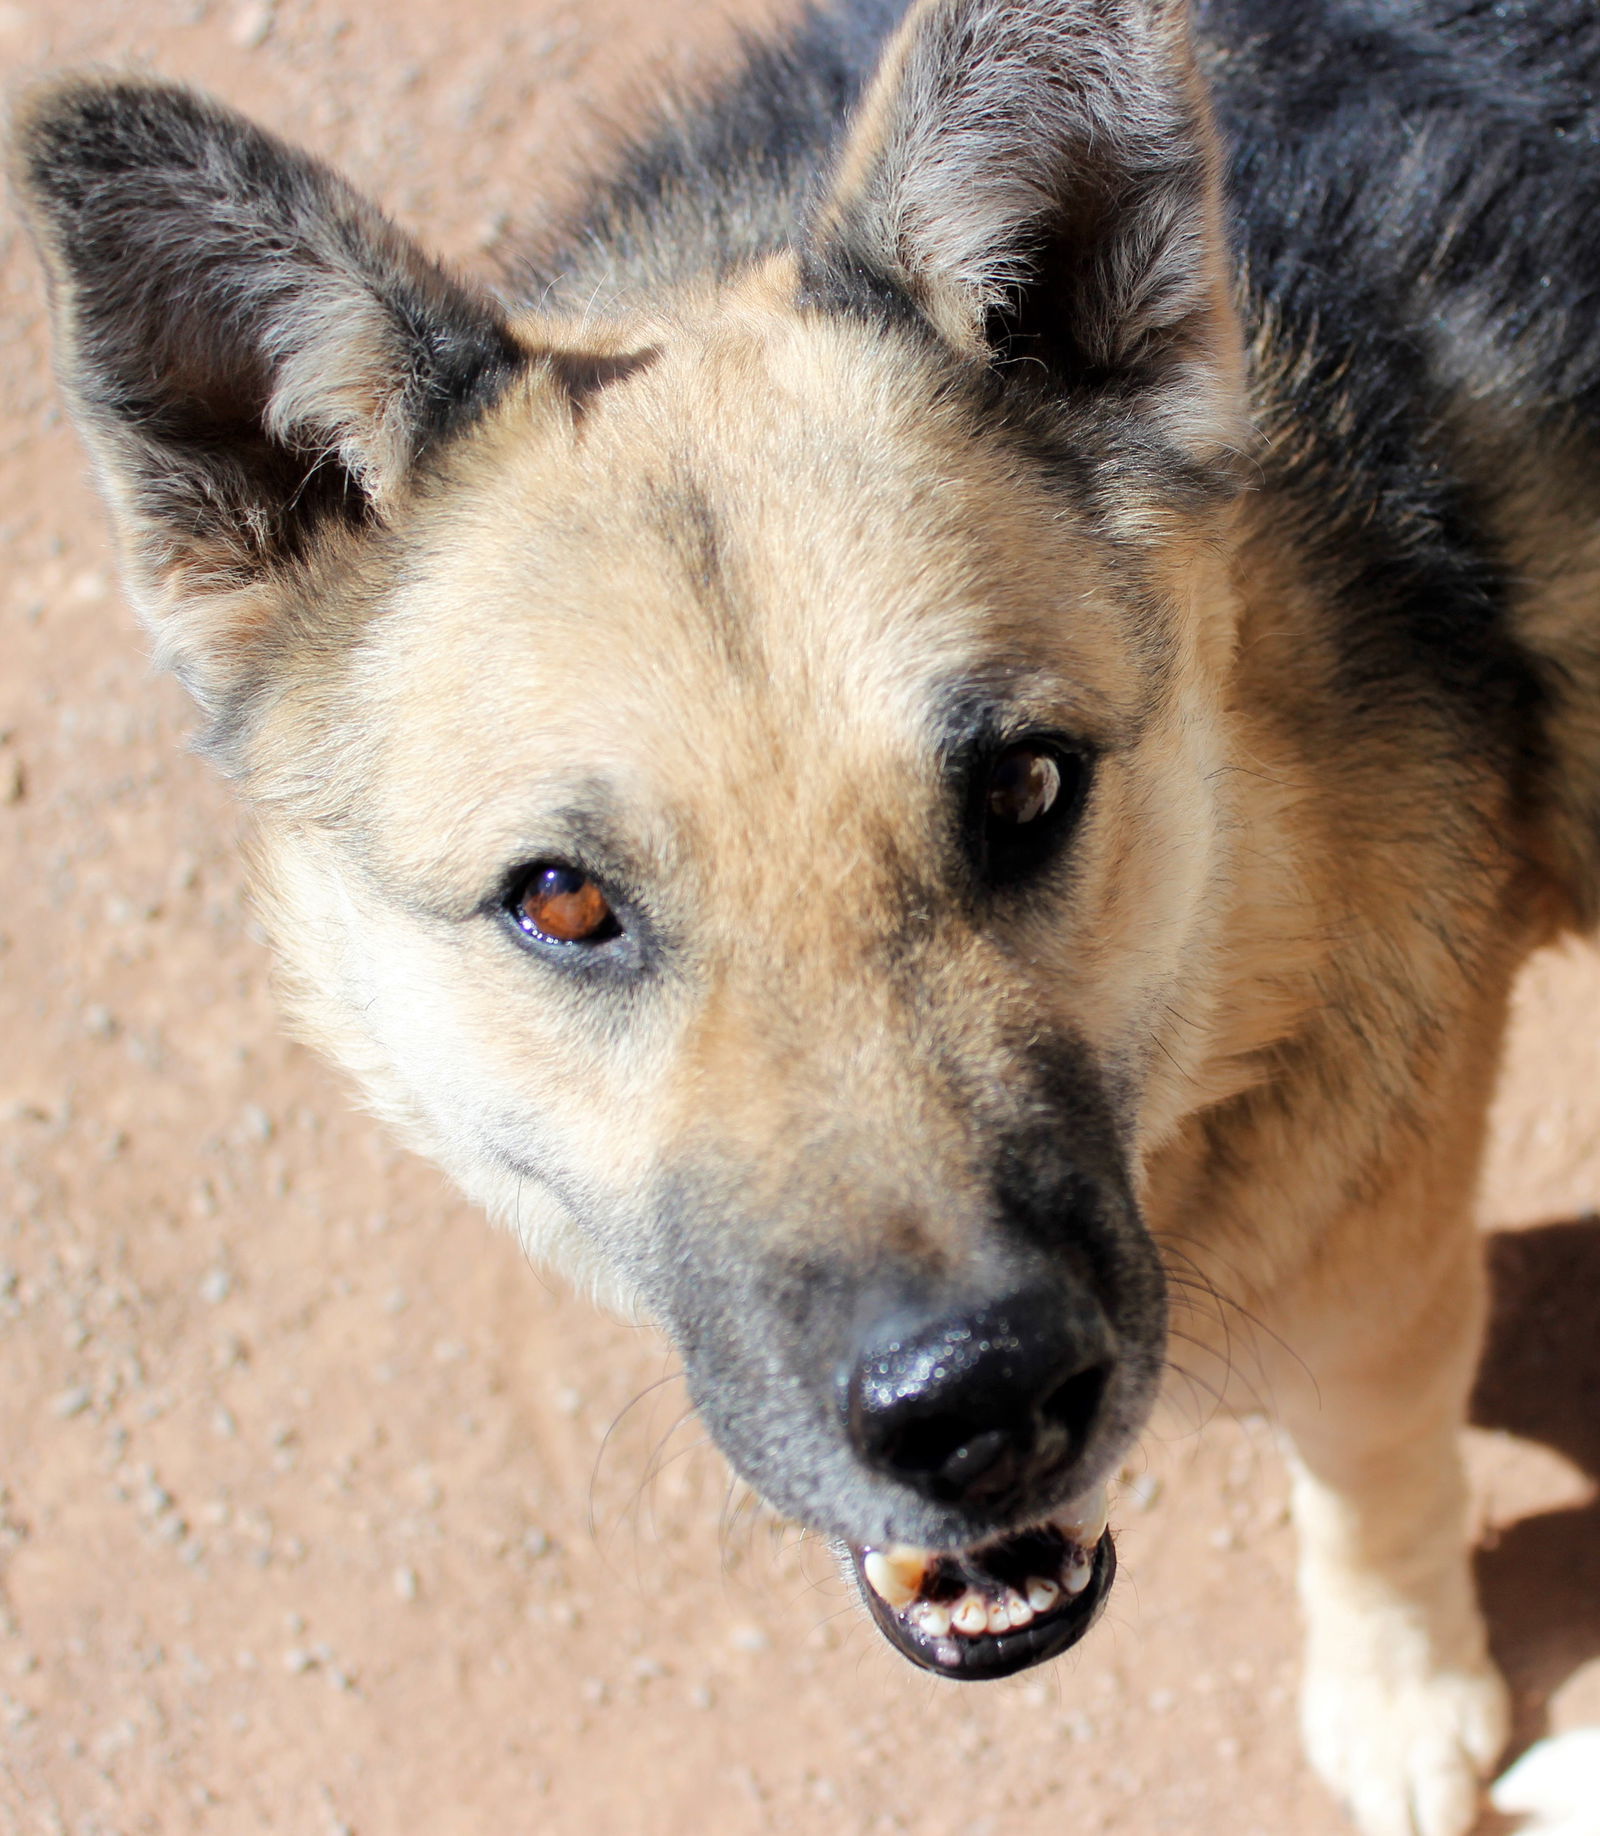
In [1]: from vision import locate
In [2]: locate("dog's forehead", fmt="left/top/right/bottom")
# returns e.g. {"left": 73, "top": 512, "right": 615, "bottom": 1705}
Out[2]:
{"left": 350, "top": 294, "right": 1155, "bottom": 893}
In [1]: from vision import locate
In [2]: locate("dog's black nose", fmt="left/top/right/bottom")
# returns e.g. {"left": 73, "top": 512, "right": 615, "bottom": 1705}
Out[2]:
{"left": 843, "top": 1296, "right": 1112, "bottom": 1509}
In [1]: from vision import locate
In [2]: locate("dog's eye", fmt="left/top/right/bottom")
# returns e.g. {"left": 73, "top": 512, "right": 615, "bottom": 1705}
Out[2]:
{"left": 975, "top": 740, "right": 1090, "bottom": 887}
{"left": 511, "top": 864, "right": 620, "bottom": 946}
{"left": 988, "top": 745, "right": 1063, "bottom": 826}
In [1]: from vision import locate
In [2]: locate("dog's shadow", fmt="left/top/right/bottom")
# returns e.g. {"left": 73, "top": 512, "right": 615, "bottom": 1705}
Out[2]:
{"left": 1472, "top": 1218, "right": 1600, "bottom": 1747}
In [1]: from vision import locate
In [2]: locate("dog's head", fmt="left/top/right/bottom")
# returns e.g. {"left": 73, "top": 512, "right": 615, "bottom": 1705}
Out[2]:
{"left": 15, "top": 0, "right": 1256, "bottom": 1678}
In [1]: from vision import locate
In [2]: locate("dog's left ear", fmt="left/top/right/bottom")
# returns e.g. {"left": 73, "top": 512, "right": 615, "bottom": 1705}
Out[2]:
{"left": 810, "top": 0, "right": 1242, "bottom": 461}
{"left": 10, "top": 76, "right": 528, "bottom": 724}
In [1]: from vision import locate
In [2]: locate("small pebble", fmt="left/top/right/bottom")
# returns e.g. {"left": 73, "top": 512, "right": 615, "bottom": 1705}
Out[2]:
{"left": 229, "top": 0, "right": 275, "bottom": 47}
{"left": 238, "top": 1103, "right": 273, "bottom": 1143}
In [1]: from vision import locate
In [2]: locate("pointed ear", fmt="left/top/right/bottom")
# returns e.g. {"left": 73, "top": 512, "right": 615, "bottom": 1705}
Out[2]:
{"left": 809, "top": 0, "right": 1242, "bottom": 460}
{"left": 11, "top": 77, "right": 526, "bottom": 710}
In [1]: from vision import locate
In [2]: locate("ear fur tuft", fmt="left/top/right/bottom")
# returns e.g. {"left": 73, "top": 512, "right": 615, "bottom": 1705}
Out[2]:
{"left": 811, "top": 0, "right": 1243, "bottom": 457}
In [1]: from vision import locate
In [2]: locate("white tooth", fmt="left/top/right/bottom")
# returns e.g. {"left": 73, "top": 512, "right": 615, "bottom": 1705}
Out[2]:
{"left": 911, "top": 1601, "right": 951, "bottom": 1638}
{"left": 1056, "top": 1484, "right": 1110, "bottom": 1549}
{"left": 1062, "top": 1549, "right": 1093, "bottom": 1596}
{"left": 1026, "top": 1576, "right": 1060, "bottom": 1614}
{"left": 1004, "top": 1591, "right": 1034, "bottom": 1629}
{"left": 951, "top": 1593, "right": 989, "bottom": 1636}
{"left": 986, "top": 1598, "right": 1011, "bottom": 1634}
{"left": 863, "top": 1549, "right": 921, "bottom": 1611}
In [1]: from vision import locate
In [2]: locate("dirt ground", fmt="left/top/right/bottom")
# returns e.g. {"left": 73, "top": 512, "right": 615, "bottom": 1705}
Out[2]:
{"left": 3, "top": 3, "right": 1600, "bottom": 1833}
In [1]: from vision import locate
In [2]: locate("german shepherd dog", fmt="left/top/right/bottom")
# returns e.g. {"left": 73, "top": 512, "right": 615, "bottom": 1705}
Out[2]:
{"left": 15, "top": 0, "right": 1600, "bottom": 1827}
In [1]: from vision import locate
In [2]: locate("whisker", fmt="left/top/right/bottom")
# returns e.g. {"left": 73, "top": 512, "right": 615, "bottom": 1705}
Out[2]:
{"left": 717, "top": 1476, "right": 767, "bottom": 1579}
{"left": 587, "top": 1366, "right": 689, "bottom": 1545}
{"left": 1160, "top": 1356, "right": 1233, "bottom": 1431}
{"left": 1156, "top": 1231, "right": 1312, "bottom": 1387}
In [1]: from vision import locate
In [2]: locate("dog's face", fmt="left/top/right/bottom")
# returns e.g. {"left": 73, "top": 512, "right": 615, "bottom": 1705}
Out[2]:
{"left": 16, "top": 0, "right": 1249, "bottom": 1679}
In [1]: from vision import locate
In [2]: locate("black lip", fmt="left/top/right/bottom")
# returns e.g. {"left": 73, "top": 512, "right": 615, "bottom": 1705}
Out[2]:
{"left": 850, "top": 1530, "right": 1115, "bottom": 1681}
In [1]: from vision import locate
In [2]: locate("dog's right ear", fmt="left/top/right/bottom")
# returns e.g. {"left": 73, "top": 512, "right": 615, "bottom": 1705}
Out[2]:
{"left": 11, "top": 77, "right": 526, "bottom": 719}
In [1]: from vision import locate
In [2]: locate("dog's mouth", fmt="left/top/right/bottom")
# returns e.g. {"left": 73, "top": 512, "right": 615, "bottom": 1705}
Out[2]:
{"left": 845, "top": 1485, "right": 1113, "bottom": 1680}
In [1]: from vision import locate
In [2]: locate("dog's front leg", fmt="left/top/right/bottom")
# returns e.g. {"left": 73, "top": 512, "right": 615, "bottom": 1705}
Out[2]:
{"left": 1271, "top": 1184, "right": 1509, "bottom": 1836}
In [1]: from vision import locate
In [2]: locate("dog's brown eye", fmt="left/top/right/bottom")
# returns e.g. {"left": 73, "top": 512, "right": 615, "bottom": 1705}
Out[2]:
{"left": 969, "top": 736, "right": 1090, "bottom": 890}
{"left": 514, "top": 865, "right": 618, "bottom": 945}
{"left": 987, "top": 746, "right": 1062, "bottom": 826}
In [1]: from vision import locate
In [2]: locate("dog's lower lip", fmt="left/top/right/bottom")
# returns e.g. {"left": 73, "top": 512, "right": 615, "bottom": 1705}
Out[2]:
{"left": 846, "top": 1494, "right": 1115, "bottom": 1681}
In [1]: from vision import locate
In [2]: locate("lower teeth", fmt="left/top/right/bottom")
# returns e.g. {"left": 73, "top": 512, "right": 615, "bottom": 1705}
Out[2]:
{"left": 864, "top": 1535, "right": 1101, "bottom": 1639}
{"left": 951, "top": 1595, "right": 989, "bottom": 1636}
{"left": 1026, "top": 1576, "right": 1060, "bottom": 1613}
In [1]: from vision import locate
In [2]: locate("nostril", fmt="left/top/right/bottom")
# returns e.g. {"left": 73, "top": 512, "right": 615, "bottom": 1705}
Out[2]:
{"left": 930, "top": 1427, "right": 1016, "bottom": 1502}
{"left": 1041, "top": 1362, "right": 1110, "bottom": 1451}
{"left": 875, "top": 1413, "right": 983, "bottom": 1480}
{"left": 876, "top": 1417, "right": 1012, "bottom": 1491}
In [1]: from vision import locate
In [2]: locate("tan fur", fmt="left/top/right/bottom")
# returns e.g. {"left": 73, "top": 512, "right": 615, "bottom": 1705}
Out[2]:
{"left": 254, "top": 281, "right": 1245, "bottom": 1286}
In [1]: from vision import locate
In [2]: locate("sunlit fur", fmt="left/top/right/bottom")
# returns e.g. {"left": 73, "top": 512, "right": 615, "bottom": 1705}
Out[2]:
{"left": 18, "top": 0, "right": 1600, "bottom": 1827}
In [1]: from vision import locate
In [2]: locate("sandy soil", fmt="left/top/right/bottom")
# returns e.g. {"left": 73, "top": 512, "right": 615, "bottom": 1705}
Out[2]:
{"left": 3, "top": 3, "right": 1600, "bottom": 1832}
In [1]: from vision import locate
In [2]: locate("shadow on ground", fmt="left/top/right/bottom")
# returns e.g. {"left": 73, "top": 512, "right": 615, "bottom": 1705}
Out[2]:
{"left": 1473, "top": 1220, "right": 1600, "bottom": 1752}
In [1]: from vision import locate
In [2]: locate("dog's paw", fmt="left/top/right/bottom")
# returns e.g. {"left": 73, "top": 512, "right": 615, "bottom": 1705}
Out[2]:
{"left": 1302, "top": 1644, "right": 1509, "bottom": 1836}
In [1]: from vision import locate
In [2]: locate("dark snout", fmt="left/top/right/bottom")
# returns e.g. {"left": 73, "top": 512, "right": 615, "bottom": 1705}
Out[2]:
{"left": 649, "top": 1030, "right": 1166, "bottom": 1681}
{"left": 843, "top": 1288, "right": 1114, "bottom": 1516}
